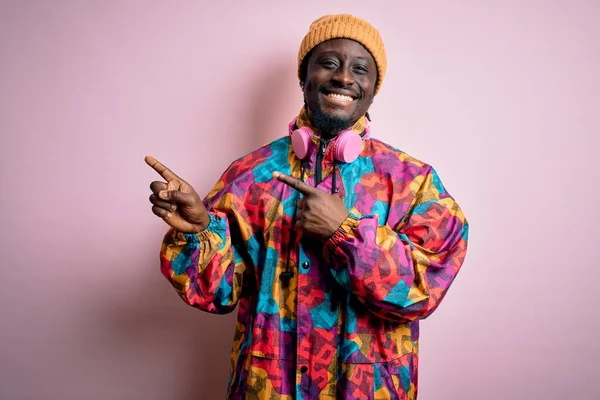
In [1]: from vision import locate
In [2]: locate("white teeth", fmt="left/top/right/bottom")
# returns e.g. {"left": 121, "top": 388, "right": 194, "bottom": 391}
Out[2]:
{"left": 327, "top": 93, "right": 353, "bottom": 102}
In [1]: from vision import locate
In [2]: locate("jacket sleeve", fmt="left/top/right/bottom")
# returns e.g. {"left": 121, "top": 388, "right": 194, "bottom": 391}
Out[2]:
{"left": 159, "top": 173, "right": 252, "bottom": 315}
{"left": 324, "top": 166, "right": 469, "bottom": 322}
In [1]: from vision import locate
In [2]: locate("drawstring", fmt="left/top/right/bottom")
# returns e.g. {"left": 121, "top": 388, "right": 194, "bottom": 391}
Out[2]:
{"left": 280, "top": 160, "right": 307, "bottom": 287}
{"left": 331, "top": 163, "right": 338, "bottom": 194}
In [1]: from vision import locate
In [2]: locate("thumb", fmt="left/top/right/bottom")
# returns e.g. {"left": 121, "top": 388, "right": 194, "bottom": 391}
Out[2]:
{"left": 159, "top": 190, "right": 196, "bottom": 205}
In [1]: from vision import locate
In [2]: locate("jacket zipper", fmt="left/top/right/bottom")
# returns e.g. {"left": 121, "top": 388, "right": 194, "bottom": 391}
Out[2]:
{"left": 315, "top": 139, "right": 329, "bottom": 186}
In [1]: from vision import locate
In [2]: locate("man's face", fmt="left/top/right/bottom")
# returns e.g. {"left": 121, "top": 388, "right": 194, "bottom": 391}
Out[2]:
{"left": 301, "top": 38, "right": 377, "bottom": 137}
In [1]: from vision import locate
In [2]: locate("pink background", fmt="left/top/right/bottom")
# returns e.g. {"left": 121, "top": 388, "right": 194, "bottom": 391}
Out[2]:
{"left": 1, "top": 1, "right": 598, "bottom": 399}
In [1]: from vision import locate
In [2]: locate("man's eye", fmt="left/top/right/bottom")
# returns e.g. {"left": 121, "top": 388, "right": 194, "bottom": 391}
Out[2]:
{"left": 320, "top": 60, "right": 337, "bottom": 67}
{"left": 354, "top": 65, "right": 368, "bottom": 73}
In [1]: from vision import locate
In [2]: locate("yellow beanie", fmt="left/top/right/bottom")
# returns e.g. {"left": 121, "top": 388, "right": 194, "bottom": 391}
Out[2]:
{"left": 298, "top": 14, "right": 387, "bottom": 94}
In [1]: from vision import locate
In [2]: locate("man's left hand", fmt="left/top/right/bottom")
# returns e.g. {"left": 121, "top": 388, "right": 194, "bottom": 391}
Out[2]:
{"left": 272, "top": 171, "right": 349, "bottom": 241}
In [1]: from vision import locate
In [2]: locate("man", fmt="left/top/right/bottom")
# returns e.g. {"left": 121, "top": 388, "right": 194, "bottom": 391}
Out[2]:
{"left": 146, "top": 14, "right": 468, "bottom": 399}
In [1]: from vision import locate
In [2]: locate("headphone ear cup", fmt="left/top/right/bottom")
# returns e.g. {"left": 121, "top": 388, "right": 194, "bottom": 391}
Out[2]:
{"left": 334, "top": 131, "right": 363, "bottom": 163}
{"left": 290, "top": 127, "right": 312, "bottom": 160}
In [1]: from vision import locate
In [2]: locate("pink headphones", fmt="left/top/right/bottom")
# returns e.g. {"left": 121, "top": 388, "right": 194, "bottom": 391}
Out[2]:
{"left": 288, "top": 119, "right": 370, "bottom": 163}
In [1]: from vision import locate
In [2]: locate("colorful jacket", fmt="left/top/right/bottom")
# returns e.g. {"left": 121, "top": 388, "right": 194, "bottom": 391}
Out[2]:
{"left": 159, "top": 112, "right": 469, "bottom": 399}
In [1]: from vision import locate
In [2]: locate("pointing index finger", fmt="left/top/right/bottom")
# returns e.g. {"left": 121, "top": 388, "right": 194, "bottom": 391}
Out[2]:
{"left": 272, "top": 171, "right": 318, "bottom": 195}
{"left": 145, "top": 155, "right": 181, "bottom": 181}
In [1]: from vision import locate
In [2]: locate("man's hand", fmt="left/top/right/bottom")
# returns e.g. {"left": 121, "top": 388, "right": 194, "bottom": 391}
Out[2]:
{"left": 272, "top": 171, "right": 349, "bottom": 241}
{"left": 145, "top": 156, "right": 210, "bottom": 233}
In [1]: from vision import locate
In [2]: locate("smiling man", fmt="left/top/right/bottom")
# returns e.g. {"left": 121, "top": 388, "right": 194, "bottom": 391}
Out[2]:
{"left": 146, "top": 14, "right": 469, "bottom": 399}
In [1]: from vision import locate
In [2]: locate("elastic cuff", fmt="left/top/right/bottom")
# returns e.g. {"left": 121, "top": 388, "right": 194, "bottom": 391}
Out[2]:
{"left": 176, "top": 213, "right": 219, "bottom": 243}
{"left": 324, "top": 213, "right": 361, "bottom": 256}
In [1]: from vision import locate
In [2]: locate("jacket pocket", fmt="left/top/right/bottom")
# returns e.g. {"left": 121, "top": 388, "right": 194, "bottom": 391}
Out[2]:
{"left": 341, "top": 322, "right": 414, "bottom": 364}
{"left": 249, "top": 324, "right": 296, "bottom": 360}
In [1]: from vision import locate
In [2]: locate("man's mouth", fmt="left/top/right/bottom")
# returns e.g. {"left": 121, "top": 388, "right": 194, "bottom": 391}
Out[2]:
{"left": 326, "top": 93, "right": 354, "bottom": 103}
{"left": 319, "top": 88, "right": 360, "bottom": 106}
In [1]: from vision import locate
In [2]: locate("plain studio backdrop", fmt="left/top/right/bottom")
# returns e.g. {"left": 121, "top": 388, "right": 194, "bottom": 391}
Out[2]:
{"left": 0, "top": 1, "right": 598, "bottom": 399}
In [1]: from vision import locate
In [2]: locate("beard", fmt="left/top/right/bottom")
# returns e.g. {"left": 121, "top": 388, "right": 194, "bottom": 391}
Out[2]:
{"left": 308, "top": 99, "right": 354, "bottom": 138}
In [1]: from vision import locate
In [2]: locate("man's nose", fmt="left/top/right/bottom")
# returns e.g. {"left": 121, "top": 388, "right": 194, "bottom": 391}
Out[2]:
{"left": 331, "top": 66, "right": 354, "bottom": 87}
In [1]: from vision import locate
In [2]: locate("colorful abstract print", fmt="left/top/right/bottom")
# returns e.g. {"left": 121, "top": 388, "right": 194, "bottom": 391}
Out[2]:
{"left": 159, "top": 128, "right": 469, "bottom": 399}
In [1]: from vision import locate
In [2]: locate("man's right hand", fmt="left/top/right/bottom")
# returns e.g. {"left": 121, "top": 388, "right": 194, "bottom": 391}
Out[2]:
{"left": 145, "top": 156, "right": 210, "bottom": 233}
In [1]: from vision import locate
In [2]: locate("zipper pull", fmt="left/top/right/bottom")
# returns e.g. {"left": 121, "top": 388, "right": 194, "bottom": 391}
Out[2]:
{"left": 321, "top": 140, "right": 328, "bottom": 155}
